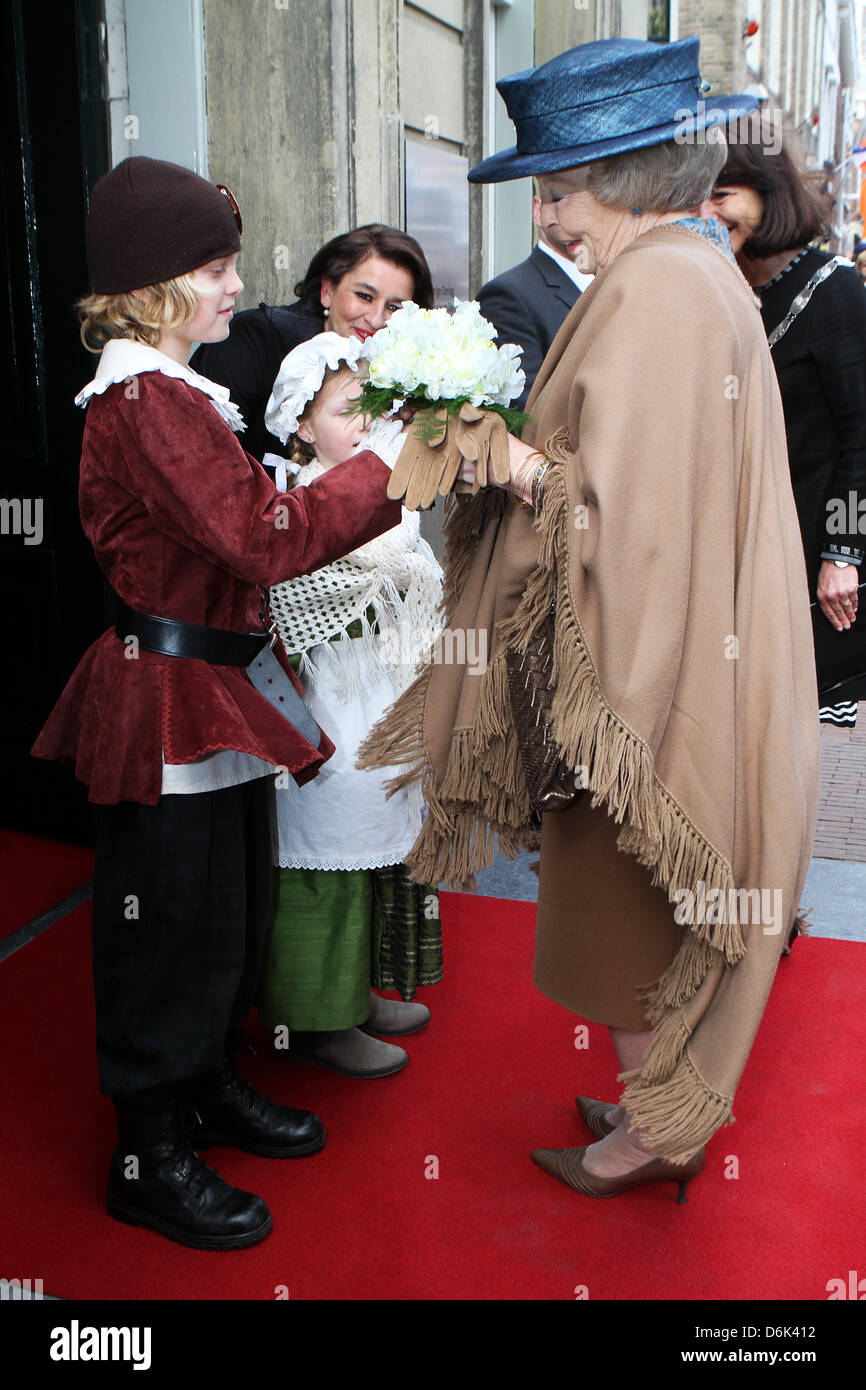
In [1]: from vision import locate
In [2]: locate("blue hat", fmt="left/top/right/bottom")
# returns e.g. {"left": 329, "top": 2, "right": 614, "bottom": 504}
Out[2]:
{"left": 468, "top": 37, "right": 758, "bottom": 184}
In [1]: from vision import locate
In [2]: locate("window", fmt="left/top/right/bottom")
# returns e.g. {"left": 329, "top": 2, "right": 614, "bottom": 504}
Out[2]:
{"left": 767, "top": 0, "right": 782, "bottom": 95}
{"left": 745, "top": 1, "right": 763, "bottom": 75}
{"left": 648, "top": 1, "right": 670, "bottom": 43}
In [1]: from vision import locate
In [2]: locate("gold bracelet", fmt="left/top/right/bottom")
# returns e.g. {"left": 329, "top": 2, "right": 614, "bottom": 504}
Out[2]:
{"left": 531, "top": 458, "right": 554, "bottom": 511}
{"left": 508, "top": 488, "right": 532, "bottom": 511}
{"left": 507, "top": 475, "right": 533, "bottom": 510}
{"left": 508, "top": 452, "right": 547, "bottom": 511}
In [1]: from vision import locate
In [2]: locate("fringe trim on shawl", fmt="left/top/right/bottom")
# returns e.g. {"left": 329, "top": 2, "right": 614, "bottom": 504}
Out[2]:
{"left": 357, "top": 662, "right": 432, "bottom": 799}
{"left": 440, "top": 490, "right": 507, "bottom": 622}
{"left": 620, "top": 911, "right": 813, "bottom": 1156}
{"left": 511, "top": 444, "right": 754, "bottom": 1159}
{"left": 356, "top": 647, "right": 533, "bottom": 890}
{"left": 499, "top": 449, "right": 745, "bottom": 973}
{"left": 356, "top": 584, "right": 532, "bottom": 889}
{"left": 359, "top": 442, "right": 784, "bottom": 1157}
{"left": 358, "top": 442, "right": 745, "bottom": 939}
{"left": 619, "top": 1049, "right": 735, "bottom": 1166}
{"left": 357, "top": 489, "right": 523, "bottom": 890}
{"left": 640, "top": 934, "right": 721, "bottom": 1028}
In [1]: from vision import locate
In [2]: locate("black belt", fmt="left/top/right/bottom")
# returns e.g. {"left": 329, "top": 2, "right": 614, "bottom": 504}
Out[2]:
{"left": 114, "top": 597, "right": 274, "bottom": 666}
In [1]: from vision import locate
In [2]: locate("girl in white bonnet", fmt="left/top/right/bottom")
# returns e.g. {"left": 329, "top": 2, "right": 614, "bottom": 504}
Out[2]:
{"left": 254, "top": 332, "right": 444, "bottom": 1076}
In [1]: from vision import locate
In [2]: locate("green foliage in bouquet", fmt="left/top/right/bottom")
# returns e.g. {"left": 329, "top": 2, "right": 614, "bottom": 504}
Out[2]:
{"left": 354, "top": 381, "right": 531, "bottom": 440}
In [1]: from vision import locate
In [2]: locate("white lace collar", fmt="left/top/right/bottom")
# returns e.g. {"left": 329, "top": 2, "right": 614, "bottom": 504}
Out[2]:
{"left": 294, "top": 457, "right": 327, "bottom": 484}
{"left": 74, "top": 339, "right": 246, "bottom": 433}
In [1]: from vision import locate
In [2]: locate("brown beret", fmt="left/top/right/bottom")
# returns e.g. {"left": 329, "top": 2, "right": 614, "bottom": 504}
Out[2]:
{"left": 86, "top": 156, "right": 241, "bottom": 294}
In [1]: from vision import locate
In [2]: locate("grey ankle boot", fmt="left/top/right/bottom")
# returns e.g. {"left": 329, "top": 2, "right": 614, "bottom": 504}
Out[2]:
{"left": 290, "top": 1027, "right": 408, "bottom": 1078}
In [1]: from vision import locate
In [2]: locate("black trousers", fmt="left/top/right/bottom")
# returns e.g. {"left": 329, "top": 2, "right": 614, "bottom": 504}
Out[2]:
{"left": 91, "top": 779, "right": 273, "bottom": 1100}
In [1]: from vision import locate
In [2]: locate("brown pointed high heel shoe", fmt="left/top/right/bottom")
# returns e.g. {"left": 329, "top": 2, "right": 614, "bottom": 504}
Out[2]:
{"left": 575, "top": 1096, "right": 619, "bottom": 1139}
{"left": 531, "top": 1144, "right": 706, "bottom": 1203}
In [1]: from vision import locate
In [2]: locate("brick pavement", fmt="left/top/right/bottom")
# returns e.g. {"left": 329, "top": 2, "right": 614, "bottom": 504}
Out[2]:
{"left": 813, "top": 703, "right": 866, "bottom": 862}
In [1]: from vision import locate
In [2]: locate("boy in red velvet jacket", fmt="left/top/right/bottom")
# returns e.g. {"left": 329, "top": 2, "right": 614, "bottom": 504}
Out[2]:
{"left": 32, "top": 156, "right": 406, "bottom": 1251}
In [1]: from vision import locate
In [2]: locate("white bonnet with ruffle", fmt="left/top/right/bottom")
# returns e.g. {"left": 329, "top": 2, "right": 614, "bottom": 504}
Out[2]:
{"left": 264, "top": 332, "right": 366, "bottom": 445}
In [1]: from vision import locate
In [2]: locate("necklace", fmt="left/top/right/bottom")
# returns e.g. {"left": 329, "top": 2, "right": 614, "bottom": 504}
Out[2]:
{"left": 766, "top": 256, "right": 849, "bottom": 348}
{"left": 753, "top": 248, "right": 809, "bottom": 293}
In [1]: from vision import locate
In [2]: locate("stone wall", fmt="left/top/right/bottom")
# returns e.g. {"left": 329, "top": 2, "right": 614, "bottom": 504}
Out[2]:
{"left": 203, "top": 0, "right": 402, "bottom": 312}
{"left": 677, "top": 0, "right": 745, "bottom": 95}
{"left": 534, "top": 0, "right": 600, "bottom": 65}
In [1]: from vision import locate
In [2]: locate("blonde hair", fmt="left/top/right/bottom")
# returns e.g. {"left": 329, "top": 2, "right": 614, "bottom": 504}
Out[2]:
{"left": 77, "top": 271, "right": 201, "bottom": 352}
{"left": 287, "top": 363, "right": 362, "bottom": 475}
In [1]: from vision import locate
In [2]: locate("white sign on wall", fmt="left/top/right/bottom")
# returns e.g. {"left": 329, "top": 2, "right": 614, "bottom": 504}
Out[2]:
{"left": 405, "top": 139, "right": 470, "bottom": 307}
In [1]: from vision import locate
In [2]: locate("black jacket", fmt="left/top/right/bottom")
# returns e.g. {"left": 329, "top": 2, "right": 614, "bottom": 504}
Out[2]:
{"left": 759, "top": 248, "right": 866, "bottom": 700}
{"left": 191, "top": 301, "right": 324, "bottom": 462}
{"left": 477, "top": 244, "right": 581, "bottom": 410}
{"left": 758, "top": 249, "right": 866, "bottom": 587}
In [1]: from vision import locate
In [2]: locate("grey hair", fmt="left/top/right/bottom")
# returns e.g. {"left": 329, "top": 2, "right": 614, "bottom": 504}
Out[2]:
{"left": 586, "top": 134, "right": 728, "bottom": 213}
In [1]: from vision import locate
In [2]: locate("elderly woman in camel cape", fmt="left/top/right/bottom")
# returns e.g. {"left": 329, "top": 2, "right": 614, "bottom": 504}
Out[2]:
{"left": 360, "top": 37, "right": 818, "bottom": 1200}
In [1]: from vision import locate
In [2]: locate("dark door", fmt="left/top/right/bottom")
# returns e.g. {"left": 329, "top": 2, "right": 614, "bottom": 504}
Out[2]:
{"left": 0, "top": 0, "right": 108, "bottom": 841}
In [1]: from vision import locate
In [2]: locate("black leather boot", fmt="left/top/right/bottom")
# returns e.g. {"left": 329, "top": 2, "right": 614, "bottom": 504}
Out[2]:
{"left": 107, "top": 1088, "right": 272, "bottom": 1250}
{"left": 185, "top": 1054, "right": 326, "bottom": 1158}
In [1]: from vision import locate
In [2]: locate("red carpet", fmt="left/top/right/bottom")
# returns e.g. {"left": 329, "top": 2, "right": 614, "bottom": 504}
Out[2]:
{"left": 1, "top": 891, "right": 863, "bottom": 1300}
{"left": 0, "top": 830, "right": 93, "bottom": 942}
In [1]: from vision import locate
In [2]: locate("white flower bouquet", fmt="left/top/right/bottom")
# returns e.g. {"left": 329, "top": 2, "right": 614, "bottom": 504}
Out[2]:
{"left": 357, "top": 299, "right": 529, "bottom": 509}
{"left": 360, "top": 299, "right": 526, "bottom": 415}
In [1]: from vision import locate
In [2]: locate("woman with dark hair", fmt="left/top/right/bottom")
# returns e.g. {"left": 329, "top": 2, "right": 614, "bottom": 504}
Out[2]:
{"left": 701, "top": 125, "right": 866, "bottom": 723}
{"left": 192, "top": 224, "right": 434, "bottom": 462}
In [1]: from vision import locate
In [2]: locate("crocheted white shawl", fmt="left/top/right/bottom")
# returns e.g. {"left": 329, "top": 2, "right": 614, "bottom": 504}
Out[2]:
{"left": 269, "top": 458, "right": 443, "bottom": 699}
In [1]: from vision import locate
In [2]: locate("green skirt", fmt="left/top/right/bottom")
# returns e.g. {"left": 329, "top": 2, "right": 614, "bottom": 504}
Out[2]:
{"left": 256, "top": 864, "right": 443, "bottom": 1032}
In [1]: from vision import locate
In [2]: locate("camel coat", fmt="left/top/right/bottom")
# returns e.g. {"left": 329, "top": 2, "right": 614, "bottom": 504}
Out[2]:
{"left": 360, "top": 223, "right": 819, "bottom": 1161}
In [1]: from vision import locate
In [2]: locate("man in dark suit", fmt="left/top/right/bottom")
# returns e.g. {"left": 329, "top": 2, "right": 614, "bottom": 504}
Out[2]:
{"left": 478, "top": 192, "right": 594, "bottom": 409}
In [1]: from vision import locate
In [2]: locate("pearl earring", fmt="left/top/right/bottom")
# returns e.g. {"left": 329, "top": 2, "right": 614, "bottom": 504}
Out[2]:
{"left": 323, "top": 306, "right": 329, "bottom": 319}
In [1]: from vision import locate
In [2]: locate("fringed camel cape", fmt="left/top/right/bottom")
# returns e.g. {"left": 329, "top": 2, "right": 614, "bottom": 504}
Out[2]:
{"left": 359, "top": 223, "right": 820, "bottom": 1161}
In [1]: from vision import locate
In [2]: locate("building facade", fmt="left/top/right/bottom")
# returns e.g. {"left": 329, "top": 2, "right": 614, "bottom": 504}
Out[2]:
{"left": 678, "top": 0, "right": 863, "bottom": 247}
{"left": 86, "top": 2, "right": 866, "bottom": 296}
{"left": 3, "top": 0, "right": 863, "bottom": 837}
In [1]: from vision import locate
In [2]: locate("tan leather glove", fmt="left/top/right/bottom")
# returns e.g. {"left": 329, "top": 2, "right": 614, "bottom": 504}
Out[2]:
{"left": 451, "top": 404, "right": 511, "bottom": 490}
{"left": 386, "top": 404, "right": 511, "bottom": 509}
{"left": 386, "top": 407, "right": 450, "bottom": 510}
